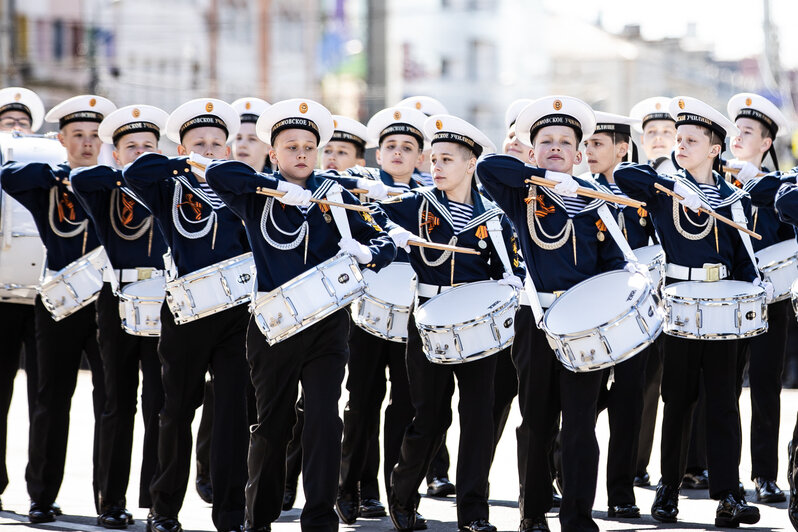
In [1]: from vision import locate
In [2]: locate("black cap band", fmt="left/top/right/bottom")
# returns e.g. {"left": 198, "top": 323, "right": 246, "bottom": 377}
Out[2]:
{"left": 675, "top": 113, "right": 726, "bottom": 140}
{"left": 379, "top": 124, "right": 424, "bottom": 149}
{"left": 330, "top": 130, "right": 366, "bottom": 148}
{"left": 59, "top": 111, "right": 104, "bottom": 129}
{"left": 0, "top": 102, "right": 32, "bottom": 120}
{"left": 240, "top": 113, "right": 259, "bottom": 124}
{"left": 595, "top": 123, "right": 632, "bottom": 136}
{"left": 112, "top": 121, "right": 161, "bottom": 145}
{"left": 735, "top": 108, "right": 778, "bottom": 137}
{"left": 270, "top": 117, "right": 320, "bottom": 145}
{"left": 529, "top": 114, "right": 583, "bottom": 143}
{"left": 642, "top": 112, "right": 674, "bottom": 128}
{"left": 179, "top": 114, "right": 228, "bottom": 141}
{"left": 431, "top": 131, "right": 482, "bottom": 157}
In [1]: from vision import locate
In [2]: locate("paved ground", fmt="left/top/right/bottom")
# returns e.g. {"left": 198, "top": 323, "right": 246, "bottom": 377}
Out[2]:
{"left": 0, "top": 370, "right": 795, "bottom": 531}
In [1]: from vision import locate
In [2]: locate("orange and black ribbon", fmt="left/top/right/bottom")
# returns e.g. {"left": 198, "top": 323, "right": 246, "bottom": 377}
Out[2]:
{"left": 177, "top": 193, "right": 203, "bottom": 220}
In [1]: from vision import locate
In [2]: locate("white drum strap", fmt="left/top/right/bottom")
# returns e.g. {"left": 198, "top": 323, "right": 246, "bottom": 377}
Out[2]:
{"left": 598, "top": 205, "right": 639, "bottom": 263}
{"left": 731, "top": 200, "right": 761, "bottom": 281}
{"left": 326, "top": 185, "right": 352, "bottom": 240}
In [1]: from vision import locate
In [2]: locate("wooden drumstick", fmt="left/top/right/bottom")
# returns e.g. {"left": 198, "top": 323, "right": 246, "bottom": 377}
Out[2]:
{"left": 722, "top": 165, "right": 766, "bottom": 180}
{"left": 255, "top": 186, "right": 372, "bottom": 213}
{"left": 524, "top": 177, "right": 646, "bottom": 209}
{"left": 653, "top": 182, "right": 762, "bottom": 240}
{"left": 351, "top": 188, "right": 404, "bottom": 197}
{"left": 187, "top": 159, "right": 206, "bottom": 172}
{"left": 407, "top": 239, "right": 480, "bottom": 255}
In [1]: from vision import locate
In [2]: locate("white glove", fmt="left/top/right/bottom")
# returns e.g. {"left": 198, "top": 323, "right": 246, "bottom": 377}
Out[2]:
{"left": 753, "top": 277, "right": 775, "bottom": 303}
{"left": 338, "top": 237, "right": 373, "bottom": 264}
{"left": 356, "top": 178, "right": 405, "bottom": 200}
{"left": 276, "top": 180, "right": 312, "bottom": 207}
{"left": 188, "top": 152, "right": 214, "bottom": 178}
{"left": 624, "top": 261, "right": 649, "bottom": 277}
{"left": 673, "top": 181, "right": 708, "bottom": 213}
{"left": 388, "top": 227, "right": 424, "bottom": 252}
{"left": 497, "top": 273, "right": 524, "bottom": 290}
{"left": 726, "top": 159, "right": 760, "bottom": 184}
{"left": 545, "top": 170, "right": 579, "bottom": 197}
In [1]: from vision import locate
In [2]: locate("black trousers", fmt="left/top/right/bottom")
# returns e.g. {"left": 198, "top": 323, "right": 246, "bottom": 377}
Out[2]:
{"left": 598, "top": 346, "right": 649, "bottom": 507}
{"left": 635, "top": 336, "right": 662, "bottom": 476}
{"left": 95, "top": 283, "right": 163, "bottom": 510}
{"left": 490, "top": 347, "right": 517, "bottom": 465}
{"left": 245, "top": 310, "right": 349, "bottom": 532}
{"left": 513, "top": 307, "right": 602, "bottom": 532}
{"left": 660, "top": 335, "right": 740, "bottom": 498}
{"left": 0, "top": 301, "right": 37, "bottom": 495}
{"left": 196, "top": 378, "right": 214, "bottom": 480}
{"left": 149, "top": 303, "right": 249, "bottom": 531}
{"left": 26, "top": 296, "right": 105, "bottom": 510}
{"left": 340, "top": 323, "right": 413, "bottom": 497}
{"left": 391, "top": 305, "right": 496, "bottom": 527}
{"left": 736, "top": 299, "right": 789, "bottom": 480}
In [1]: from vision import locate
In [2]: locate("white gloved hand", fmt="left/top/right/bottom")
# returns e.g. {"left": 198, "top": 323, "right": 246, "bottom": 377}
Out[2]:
{"left": 338, "top": 237, "right": 373, "bottom": 264}
{"left": 673, "top": 181, "right": 708, "bottom": 213}
{"left": 188, "top": 152, "right": 214, "bottom": 178}
{"left": 276, "top": 180, "right": 312, "bottom": 207}
{"left": 624, "top": 261, "right": 649, "bottom": 277}
{"left": 388, "top": 227, "right": 424, "bottom": 252}
{"left": 753, "top": 277, "right": 775, "bottom": 303}
{"left": 497, "top": 273, "right": 524, "bottom": 290}
{"left": 545, "top": 170, "right": 579, "bottom": 197}
{"left": 356, "top": 178, "right": 405, "bottom": 200}
{"left": 726, "top": 159, "right": 760, "bottom": 184}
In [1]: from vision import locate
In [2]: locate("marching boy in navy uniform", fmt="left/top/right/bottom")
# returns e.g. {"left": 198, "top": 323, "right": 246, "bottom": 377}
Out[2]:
{"left": 477, "top": 96, "right": 630, "bottom": 532}
{"left": 70, "top": 105, "right": 170, "bottom": 529}
{"left": 614, "top": 96, "right": 763, "bottom": 528}
{"left": 204, "top": 98, "right": 395, "bottom": 532}
{"left": 0, "top": 94, "right": 114, "bottom": 523}
{"left": 375, "top": 114, "right": 523, "bottom": 532}
{"left": 122, "top": 98, "right": 251, "bottom": 532}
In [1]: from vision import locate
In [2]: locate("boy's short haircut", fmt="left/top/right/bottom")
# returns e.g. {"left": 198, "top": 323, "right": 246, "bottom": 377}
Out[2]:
{"left": 697, "top": 125, "right": 723, "bottom": 148}
{"left": 379, "top": 134, "right": 421, "bottom": 152}
{"left": 531, "top": 125, "right": 580, "bottom": 146}
{"left": 354, "top": 144, "right": 365, "bottom": 159}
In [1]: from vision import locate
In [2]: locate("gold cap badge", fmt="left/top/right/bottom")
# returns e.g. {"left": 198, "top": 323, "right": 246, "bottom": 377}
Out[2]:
{"left": 89, "top": 98, "right": 97, "bottom": 107}
{"left": 745, "top": 97, "right": 752, "bottom": 107}
{"left": 299, "top": 102, "right": 308, "bottom": 114}
{"left": 245, "top": 101, "right": 251, "bottom": 110}
{"left": 415, "top": 102, "right": 422, "bottom": 110}
{"left": 678, "top": 99, "right": 685, "bottom": 110}
{"left": 205, "top": 102, "right": 214, "bottom": 112}
{"left": 655, "top": 102, "right": 662, "bottom": 110}
{"left": 393, "top": 110, "right": 401, "bottom": 120}
{"left": 553, "top": 99, "right": 562, "bottom": 111}
{"left": 13, "top": 93, "right": 21, "bottom": 101}
{"left": 435, "top": 119, "right": 443, "bottom": 130}
{"left": 132, "top": 108, "right": 140, "bottom": 118}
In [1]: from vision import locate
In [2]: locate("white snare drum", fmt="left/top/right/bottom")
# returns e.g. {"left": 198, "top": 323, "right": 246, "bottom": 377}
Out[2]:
{"left": 38, "top": 247, "right": 110, "bottom": 321}
{"left": 252, "top": 254, "right": 366, "bottom": 345}
{"left": 791, "top": 279, "right": 798, "bottom": 320}
{"left": 166, "top": 252, "right": 255, "bottom": 324}
{"left": 542, "top": 271, "right": 663, "bottom": 372}
{"left": 119, "top": 277, "right": 166, "bottom": 336}
{"left": 415, "top": 281, "right": 519, "bottom": 364}
{"left": 633, "top": 244, "right": 666, "bottom": 289}
{"left": 663, "top": 280, "right": 768, "bottom": 340}
{"left": 351, "top": 262, "right": 414, "bottom": 342}
{"left": 755, "top": 240, "right": 798, "bottom": 302}
{"left": 0, "top": 132, "right": 66, "bottom": 304}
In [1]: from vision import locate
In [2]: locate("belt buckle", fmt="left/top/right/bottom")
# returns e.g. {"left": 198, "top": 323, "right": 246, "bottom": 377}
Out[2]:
{"left": 703, "top": 264, "right": 721, "bottom": 282}
{"left": 552, "top": 290, "right": 565, "bottom": 299}
{"left": 136, "top": 267, "right": 154, "bottom": 281}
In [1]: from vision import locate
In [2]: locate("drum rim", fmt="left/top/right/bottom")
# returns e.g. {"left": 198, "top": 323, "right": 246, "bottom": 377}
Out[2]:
{"left": 554, "top": 333, "right": 657, "bottom": 372}
{"left": 350, "top": 297, "right": 410, "bottom": 343}
{"left": 414, "top": 279, "right": 518, "bottom": 328}
{"left": 167, "top": 251, "right": 254, "bottom": 286}
{"left": 663, "top": 280, "right": 766, "bottom": 302}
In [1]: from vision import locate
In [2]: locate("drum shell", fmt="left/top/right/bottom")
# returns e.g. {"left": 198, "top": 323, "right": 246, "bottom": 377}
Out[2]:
{"left": 38, "top": 247, "right": 109, "bottom": 321}
{"left": 118, "top": 277, "right": 166, "bottom": 336}
{"left": 414, "top": 281, "right": 519, "bottom": 364}
{"left": 791, "top": 278, "right": 798, "bottom": 320}
{"left": 633, "top": 244, "right": 665, "bottom": 291}
{"left": 166, "top": 252, "right": 255, "bottom": 324}
{"left": 252, "top": 254, "right": 366, "bottom": 345}
{"left": 755, "top": 240, "right": 798, "bottom": 302}
{"left": 351, "top": 262, "right": 414, "bottom": 342}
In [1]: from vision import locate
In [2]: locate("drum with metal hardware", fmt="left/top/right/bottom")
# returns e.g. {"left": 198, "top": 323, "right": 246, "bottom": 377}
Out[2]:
{"left": 541, "top": 270, "right": 663, "bottom": 372}
{"left": 351, "top": 262, "right": 414, "bottom": 342}
{"left": 38, "top": 246, "right": 110, "bottom": 321}
{"left": 119, "top": 276, "right": 166, "bottom": 336}
{"left": 414, "top": 280, "right": 519, "bottom": 364}
{"left": 754, "top": 239, "right": 798, "bottom": 302}
{"left": 165, "top": 252, "right": 255, "bottom": 324}
{"left": 663, "top": 280, "right": 767, "bottom": 340}
{"left": 252, "top": 253, "right": 367, "bottom": 345}
{"left": 633, "top": 244, "right": 666, "bottom": 290}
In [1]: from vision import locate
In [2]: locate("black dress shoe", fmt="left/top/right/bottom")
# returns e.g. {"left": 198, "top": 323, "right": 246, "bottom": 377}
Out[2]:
{"left": 413, "top": 512, "right": 427, "bottom": 530}
{"left": 633, "top": 471, "right": 651, "bottom": 487}
{"left": 151, "top": 514, "right": 183, "bottom": 532}
{"left": 681, "top": 469, "right": 709, "bottom": 489}
{"left": 519, "top": 516, "right": 549, "bottom": 531}
{"left": 460, "top": 519, "right": 497, "bottom": 532}
{"left": 790, "top": 441, "right": 798, "bottom": 529}
{"left": 196, "top": 475, "right": 213, "bottom": 504}
{"left": 651, "top": 482, "right": 679, "bottom": 523}
{"left": 28, "top": 502, "right": 56, "bottom": 524}
{"left": 426, "top": 476, "right": 455, "bottom": 497}
{"left": 124, "top": 509, "right": 133, "bottom": 524}
{"left": 753, "top": 477, "right": 786, "bottom": 503}
{"left": 607, "top": 504, "right": 640, "bottom": 518}
{"left": 335, "top": 489, "right": 360, "bottom": 524}
{"left": 715, "top": 490, "right": 760, "bottom": 527}
{"left": 388, "top": 495, "right": 416, "bottom": 532}
{"left": 551, "top": 490, "right": 561, "bottom": 508}
{"left": 243, "top": 527, "right": 271, "bottom": 532}
{"left": 52, "top": 501, "right": 63, "bottom": 515}
{"left": 360, "top": 498, "right": 387, "bottom": 518}
{"left": 98, "top": 507, "right": 129, "bottom": 529}
{"left": 282, "top": 485, "right": 296, "bottom": 511}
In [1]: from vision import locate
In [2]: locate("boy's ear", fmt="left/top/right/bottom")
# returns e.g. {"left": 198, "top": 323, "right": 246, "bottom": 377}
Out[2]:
{"left": 375, "top": 148, "right": 382, "bottom": 165}
{"left": 709, "top": 143, "right": 722, "bottom": 158}
{"left": 616, "top": 142, "right": 629, "bottom": 159}
{"left": 176, "top": 144, "right": 187, "bottom": 156}
{"left": 574, "top": 150, "right": 583, "bottom": 164}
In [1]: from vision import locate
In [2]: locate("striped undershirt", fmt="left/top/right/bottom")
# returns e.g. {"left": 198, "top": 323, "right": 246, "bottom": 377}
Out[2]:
{"left": 697, "top": 183, "right": 723, "bottom": 209}
{"left": 198, "top": 182, "right": 225, "bottom": 210}
{"left": 562, "top": 196, "right": 587, "bottom": 217}
{"left": 449, "top": 200, "right": 474, "bottom": 232}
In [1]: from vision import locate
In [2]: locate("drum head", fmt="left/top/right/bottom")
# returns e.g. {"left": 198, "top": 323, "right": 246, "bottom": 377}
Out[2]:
{"left": 754, "top": 239, "right": 798, "bottom": 267}
{"left": 416, "top": 281, "right": 515, "bottom": 326}
{"left": 122, "top": 277, "right": 166, "bottom": 297}
{"left": 362, "top": 262, "right": 414, "bottom": 306}
{"left": 0, "top": 132, "right": 67, "bottom": 166}
{"left": 545, "top": 270, "right": 649, "bottom": 334}
{"left": 664, "top": 280, "right": 762, "bottom": 300}
{"left": 633, "top": 244, "right": 664, "bottom": 265}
